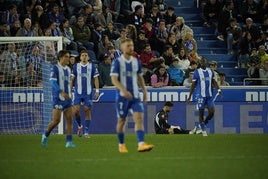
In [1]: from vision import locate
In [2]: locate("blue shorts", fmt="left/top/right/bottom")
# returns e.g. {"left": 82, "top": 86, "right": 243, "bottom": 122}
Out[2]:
{"left": 52, "top": 98, "right": 72, "bottom": 110}
{"left": 115, "top": 96, "right": 144, "bottom": 118}
{"left": 73, "top": 93, "right": 93, "bottom": 107}
{"left": 196, "top": 96, "right": 215, "bottom": 109}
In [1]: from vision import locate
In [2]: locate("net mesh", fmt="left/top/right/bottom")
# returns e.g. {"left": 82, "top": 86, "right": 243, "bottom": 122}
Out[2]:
{"left": 0, "top": 37, "right": 62, "bottom": 134}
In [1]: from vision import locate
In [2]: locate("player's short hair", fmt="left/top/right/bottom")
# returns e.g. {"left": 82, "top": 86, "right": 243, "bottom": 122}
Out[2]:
{"left": 121, "top": 38, "right": 133, "bottom": 44}
{"left": 57, "top": 50, "right": 70, "bottom": 60}
{"left": 164, "top": 101, "right": 173, "bottom": 107}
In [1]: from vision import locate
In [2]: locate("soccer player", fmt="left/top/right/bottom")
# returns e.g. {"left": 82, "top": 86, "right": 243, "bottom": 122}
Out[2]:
{"left": 41, "top": 50, "right": 75, "bottom": 148}
{"left": 110, "top": 38, "right": 154, "bottom": 153}
{"left": 186, "top": 57, "right": 222, "bottom": 136}
{"left": 70, "top": 50, "right": 100, "bottom": 138}
{"left": 154, "top": 101, "right": 199, "bottom": 134}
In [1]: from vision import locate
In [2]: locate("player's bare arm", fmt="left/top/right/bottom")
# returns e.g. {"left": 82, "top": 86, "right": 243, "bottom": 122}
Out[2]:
{"left": 111, "top": 75, "right": 132, "bottom": 99}
{"left": 94, "top": 76, "right": 100, "bottom": 99}
{"left": 138, "top": 75, "right": 148, "bottom": 102}
{"left": 186, "top": 80, "right": 197, "bottom": 104}
{"left": 212, "top": 79, "right": 222, "bottom": 96}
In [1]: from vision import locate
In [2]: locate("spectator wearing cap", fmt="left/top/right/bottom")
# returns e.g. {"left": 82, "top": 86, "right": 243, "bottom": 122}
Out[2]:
{"left": 134, "top": 30, "right": 148, "bottom": 54}
{"left": 142, "top": 63, "right": 153, "bottom": 86}
{"left": 163, "top": 6, "right": 176, "bottom": 27}
{"left": 98, "top": 54, "right": 113, "bottom": 87}
{"left": 219, "top": 72, "right": 230, "bottom": 86}
{"left": 183, "top": 71, "right": 194, "bottom": 88}
{"left": 185, "top": 60, "right": 198, "bottom": 78}
{"left": 167, "top": 57, "right": 185, "bottom": 86}
{"left": 209, "top": 60, "right": 221, "bottom": 86}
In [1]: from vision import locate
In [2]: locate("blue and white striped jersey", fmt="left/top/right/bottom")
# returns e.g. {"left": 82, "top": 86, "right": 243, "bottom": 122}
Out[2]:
{"left": 192, "top": 68, "right": 215, "bottom": 98}
{"left": 72, "top": 62, "right": 99, "bottom": 95}
{"left": 110, "top": 55, "right": 143, "bottom": 99}
{"left": 50, "top": 62, "right": 71, "bottom": 100}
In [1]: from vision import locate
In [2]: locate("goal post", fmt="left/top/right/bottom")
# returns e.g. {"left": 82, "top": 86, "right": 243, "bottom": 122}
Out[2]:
{"left": 0, "top": 36, "right": 64, "bottom": 134}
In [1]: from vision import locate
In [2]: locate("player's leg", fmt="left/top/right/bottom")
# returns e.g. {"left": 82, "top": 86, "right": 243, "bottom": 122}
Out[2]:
{"left": 204, "top": 97, "right": 215, "bottom": 125}
{"left": 116, "top": 97, "right": 128, "bottom": 153}
{"left": 204, "top": 107, "right": 215, "bottom": 125}
{"left": 196, "top": 97, "right": 208, "bottom": 135}
{"left": 83, "top": 96, "right": 93, "bottom": 138}
{"left": 84, "top": 106, "right": 91, "bottom": 138}
{"left": 117, "top": 117, "right": 128, "bottom": 153}
{"left": 73, "top": 105, "right": 82, "bottom": 127}
{"left": 73, "top": 95, "right": 83, "bottom": 133}
{"left": 64, "top": 106, "right": 76, "bottom": 147}
{"left": 41, "top": 108, "right": 62, "bottom": 147}
{"left": 132, "top": 100, "right": 154, "bottom": 152}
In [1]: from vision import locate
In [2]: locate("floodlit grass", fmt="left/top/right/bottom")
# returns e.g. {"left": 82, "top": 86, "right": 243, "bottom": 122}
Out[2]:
{"left": 0, "top": 134, "right": 268, "bottom": 179}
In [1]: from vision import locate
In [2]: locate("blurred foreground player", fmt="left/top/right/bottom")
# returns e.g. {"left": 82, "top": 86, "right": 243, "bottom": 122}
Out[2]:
{"left": 110, "top": 38, "right": 154, "bottom": 153}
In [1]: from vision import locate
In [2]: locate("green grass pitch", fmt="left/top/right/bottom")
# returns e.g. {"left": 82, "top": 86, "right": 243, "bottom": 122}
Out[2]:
{"left": 0, "top": 134, "right": 267, "bottom": 179}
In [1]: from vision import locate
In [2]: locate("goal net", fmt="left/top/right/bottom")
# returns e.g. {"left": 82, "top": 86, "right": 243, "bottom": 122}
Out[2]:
{"left": 0, "top": 37, "right": 63, "bottom": 134}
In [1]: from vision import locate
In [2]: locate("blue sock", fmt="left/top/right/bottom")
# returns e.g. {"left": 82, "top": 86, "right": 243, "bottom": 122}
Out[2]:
{"left": 117, "top": 132, "right": 124, "bottom": 144}
{"left": 136, "top": 130, "right": 144, "bottom": 143}
{"left": 66, "top": 135, "right": 72, "bottom": 142}
{"left": 199, "top": 122, "right": 206, "bottom": 131}
{"left": 84, "top": 120, "right": 91, "bottom": 134}
{"left": 45, "top": 131, "right": 50, "bottom": 137}
{"left": 75, "top": 116, "right": 82, "bottom": 127}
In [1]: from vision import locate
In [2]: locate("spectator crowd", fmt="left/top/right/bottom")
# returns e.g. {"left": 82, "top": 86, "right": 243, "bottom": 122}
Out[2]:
{"left": 0, "top": 0, "right": 267, "bottom": 87}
